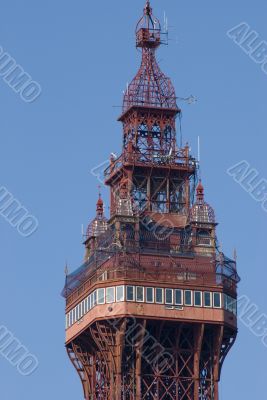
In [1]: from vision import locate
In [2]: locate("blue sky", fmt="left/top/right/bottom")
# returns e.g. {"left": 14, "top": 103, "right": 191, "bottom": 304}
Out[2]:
{"left": 0, "top": 0, "right": 266, "bottom": 398}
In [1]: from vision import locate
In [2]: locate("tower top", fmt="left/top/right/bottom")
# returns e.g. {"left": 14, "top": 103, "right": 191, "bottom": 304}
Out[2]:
{"left": 136, "top": 0, "right": 161, "bottom": 49}
{"left": 121, "top": 0, "right": 177, "bottom": 114}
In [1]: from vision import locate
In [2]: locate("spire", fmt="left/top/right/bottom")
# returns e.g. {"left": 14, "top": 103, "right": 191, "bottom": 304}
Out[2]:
{"left": 196, "top": 180, "right": 204, "bottom": 203}
{"left": 144, "top": 0, "right": 152, "bottom": 16}
{"left": 96, "top": 186, "right": 104, "bottom": 216}
{"left": 122, "top": 0, "right": 177, "bottom": 113}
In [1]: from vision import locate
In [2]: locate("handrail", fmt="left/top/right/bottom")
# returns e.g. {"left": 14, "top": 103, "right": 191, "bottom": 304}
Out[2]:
{"left": 104, "top": 151, "right": 196, "bottom": 181}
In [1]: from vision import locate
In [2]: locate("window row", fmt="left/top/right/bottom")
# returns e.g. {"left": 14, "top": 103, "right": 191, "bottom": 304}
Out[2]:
{"left": 66, "top": 286, "right": 236, "bottom": 329}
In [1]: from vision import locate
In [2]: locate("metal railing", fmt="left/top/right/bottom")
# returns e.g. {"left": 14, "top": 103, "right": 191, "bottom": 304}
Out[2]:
{"left": 104, "top": 150, "right": 196, "bottom": 181}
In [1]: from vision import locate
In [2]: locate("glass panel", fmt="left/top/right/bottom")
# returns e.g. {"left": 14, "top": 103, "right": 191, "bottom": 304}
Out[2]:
{"left": 213, "top": 293, "right": 221, "bottom": 308}
{"left": 126, "top": 286, "right": 135, "bottom": 301}
{"left": 232, "top": 298, "right": 237, "bottom": 315}
{"left": 156, "top": 288, "right": 163, "bottom": 304}
{"left": 228, "top": 296, "right": 233, "bottom": 313}
{"left": 136, "top": 287, "right": 144, "bottom": 302}
{"left": 146, "top": 287, "right": 154, "bottom": 303}
{"left": 223, "top": 293, "right": 227, "bottom": 310}
{"left": 185, "top": 290, "right": 192, "bottom": 306}
{"left": 93, "top": 291, "right": 97, "bottom": 307}
{"left": 194, "top": 291, "right": 202, "bottom": 307}
{"left": 97, "top": 288, "right": 105, "bottom": 304}
{"left": 82, "top": 300, "right": 86, "bottom": 315}
{"left": 106, "top": 287, "right": 115, "bottom": 303}
{"left": 175, "top": 289, "right": 183, "bottom": 305}
{"left": 89, "top": 295, "right": 92, "bottom": 310}
{"left": 72, "top": 310, "right": 75, "bottom": 325}
{"left": 165, "top": 289, "right": 173, "bottom": 305}
{"left": 204, "top": 292, "right": 211, "bottom": 307}
{"left": 116, "top": 286, "right": 124, "bottom": 302}
{"left": 69, "top": 311, "right": 73, "bottom": 326}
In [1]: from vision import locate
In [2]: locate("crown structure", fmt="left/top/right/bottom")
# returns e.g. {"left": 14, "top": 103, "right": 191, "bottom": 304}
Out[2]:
{"left": 63, "top": 3, "right": 240, "bottom": 399}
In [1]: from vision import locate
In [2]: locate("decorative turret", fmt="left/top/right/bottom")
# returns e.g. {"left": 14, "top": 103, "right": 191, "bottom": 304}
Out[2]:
{"left": 86, "top": 193, "right": 108, "bottom": 238}
{"left": 84, "top": 192, "right": 108, "bottom": 260}
{"left": 190, "top": 180, "right": 217, "bottom": 254}
{"left": 190, "top": 180, "right": 216, "bottom": 224}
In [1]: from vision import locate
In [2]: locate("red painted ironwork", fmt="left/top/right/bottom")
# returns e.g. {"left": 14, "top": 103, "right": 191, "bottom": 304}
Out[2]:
{"left": 64, "top": 2, "right": 239, "bottom": 399}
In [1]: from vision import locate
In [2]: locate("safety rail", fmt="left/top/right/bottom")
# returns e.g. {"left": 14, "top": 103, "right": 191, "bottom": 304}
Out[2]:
{"left": 104, "top": 150, "right": 197, "bottom": 182}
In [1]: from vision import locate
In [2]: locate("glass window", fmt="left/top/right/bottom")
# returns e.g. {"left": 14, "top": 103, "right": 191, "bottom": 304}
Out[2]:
{"left": 165, "top": 289, "right": 173, "bottom": 305}
{"left": 106, "top": 287, "right": 115, "bottom": 304}
{"left": 146, "top": 287, "right": 154, "bottom": 303}
{"left": 185, "top": 290, "right": 193, "bottom": 306}
{"left": 88, "top": 295, "right": 92, "bottom": 310}
{"left": 175, "top": 289, "right": 183, "bottom": 305}
{"left": 97, "top": 288, "right": 105, "bottom": 304}
{"left": 156, "top": 288, "right": 164, "bottom": 304}
{"left": 72, "top": 309, "right": 75, "bottom": 324}
{"left": 82, "top": 300, "right": 86, "bottom": 315}
{"left": 73, "top": 307, "right": 77, "bottom": 322}
{"left": 69, "top": 311, "right": 73, "bottom": 326}
{"left": 136, "top": 287, "right": 144, "bottom": 302}
{"left": 194, "top": 291, "right": 202, "bottom": 307}
{"left": 227, "top": 296, "right": 233, "bottom": 313}
{"left": 204, "top": 292, "right": 212, "bottom": 307}
{"left": 213, "top": 293, "right": 221, "bottom": 308}
{"left": 116, "top": 286, "right": 124, "bottom": 302}
{"left": 232, "top": 298, "right": 237, "bottom": 315}
{"left": 93, "top": 291, "right": 97, "bottom": 307}
{"left": 223, "top": 293, "right": 227, "bottom": 310}
{"left": 126, "top": 286, "right": 135, "bottom": 301}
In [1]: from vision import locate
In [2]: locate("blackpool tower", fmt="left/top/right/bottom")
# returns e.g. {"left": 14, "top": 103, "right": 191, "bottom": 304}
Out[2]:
{"left": 63, "top": 2, "right": 240, "bottom": 399}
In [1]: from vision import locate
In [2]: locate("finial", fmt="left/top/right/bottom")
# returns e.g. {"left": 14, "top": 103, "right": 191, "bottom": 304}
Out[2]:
{"left": 98, "top": 185, "right": 102, "bottom": 199}
{"left": 145, "top": 0, "right": 152, "bottom": 14}
{"left": 233, "top": 248, "right": 237, "bottom": 262}
{"left": 64, "top": 262, "right": 69, "bottom": 276}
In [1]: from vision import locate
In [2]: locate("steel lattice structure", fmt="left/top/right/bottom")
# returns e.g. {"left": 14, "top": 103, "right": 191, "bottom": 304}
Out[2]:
{"left": 63, "top": 2, "right": 239, "bottom": 399}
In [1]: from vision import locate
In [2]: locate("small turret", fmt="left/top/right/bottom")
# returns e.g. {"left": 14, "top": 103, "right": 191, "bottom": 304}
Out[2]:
{"left": 84, "top": 191, "right": 108, "bottom": 260}
{"left": 190, "top": 180, "right": 217, "bottom": 254}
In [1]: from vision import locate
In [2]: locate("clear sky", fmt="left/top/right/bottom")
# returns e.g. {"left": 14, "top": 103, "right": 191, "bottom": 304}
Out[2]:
{"left": 0, "top": 0, "right": 266, "bottom": 398}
